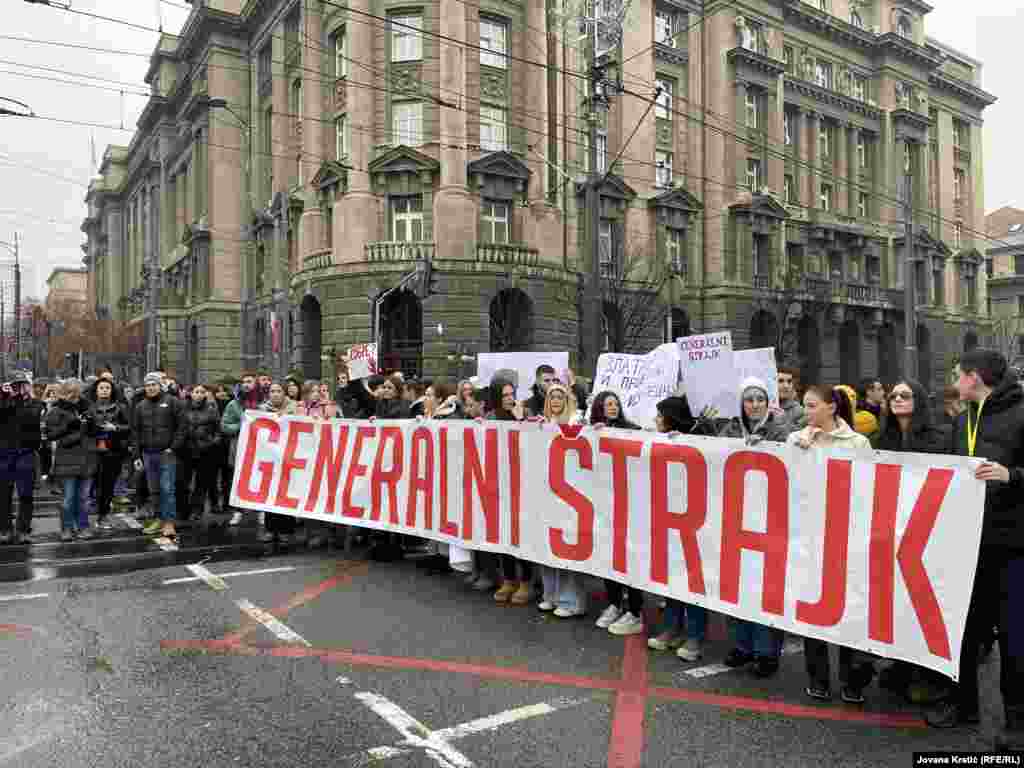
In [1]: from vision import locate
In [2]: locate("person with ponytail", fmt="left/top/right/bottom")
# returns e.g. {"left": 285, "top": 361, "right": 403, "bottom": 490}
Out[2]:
{"left": 788, "top": 384, "right": 874, "bottom": 704}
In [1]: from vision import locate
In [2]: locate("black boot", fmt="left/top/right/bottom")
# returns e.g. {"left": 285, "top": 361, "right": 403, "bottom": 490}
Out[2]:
{"left": 996, "top": 705, "right": 1024, "bottom": 752}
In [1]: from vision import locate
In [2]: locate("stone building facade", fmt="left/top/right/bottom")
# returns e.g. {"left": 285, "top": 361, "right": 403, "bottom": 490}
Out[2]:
{"left": 985, "top": 208, "right": 1024, "bottom": 368}
{"left": 82, "top": 0, "right": 996, "bottom": 393}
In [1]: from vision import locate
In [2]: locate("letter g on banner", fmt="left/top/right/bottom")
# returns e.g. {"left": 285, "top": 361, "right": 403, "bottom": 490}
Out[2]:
{"left": 236, "top": 417, "right": 282, "bottom": 505}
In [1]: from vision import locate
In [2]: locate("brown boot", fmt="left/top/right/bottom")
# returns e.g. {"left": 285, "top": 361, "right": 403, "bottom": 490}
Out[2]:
{"left": 509, "top": 581, "right": 531, "bottom": 605}
{"left": 493, "top": 581, "right": 517, "bottom": 603}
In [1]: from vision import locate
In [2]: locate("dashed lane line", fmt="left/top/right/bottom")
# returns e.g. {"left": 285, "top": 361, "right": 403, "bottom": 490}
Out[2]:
{"left": 235, "top": 598, "right": 310, "bottom": 646}
{"left": 162, "top": 566, "right": 297, "bottom": 586}
{"left": 0, "top": 593, "right": 49, "bottom": 603}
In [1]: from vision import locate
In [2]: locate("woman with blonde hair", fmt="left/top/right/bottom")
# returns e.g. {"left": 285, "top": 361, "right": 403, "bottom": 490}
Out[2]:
{"left": 536, "top": 383, "right": 588, "bottom": 617}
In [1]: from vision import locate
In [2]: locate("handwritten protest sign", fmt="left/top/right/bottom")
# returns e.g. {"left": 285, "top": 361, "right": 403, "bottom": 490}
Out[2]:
{"left": 594, "top": 343, "right": 680, "bottom": 427}
{"left": 477, "top": 352, "right": 569, "bottom": 402}
{"left": 347, "top": 343, "right": 378, "bottom": 380}
{"left": 733, "top": 347, "right": 780, "bottom": 407}
{"left": 677, "top": 332, "right": 737, "bottom": 417}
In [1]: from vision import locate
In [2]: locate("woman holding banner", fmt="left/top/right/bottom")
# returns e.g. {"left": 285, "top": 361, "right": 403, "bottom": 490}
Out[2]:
{"left": 789, "top": 385, "right": 875, "bottom": 704}
{"left": 259, "top": 381, "right": 299, "bottom": 546}
{"left": 296, "top": 381, "right": 338, "bottom": 550}
{"left": 538, "top": 383, "right": 588, "bottom": 618}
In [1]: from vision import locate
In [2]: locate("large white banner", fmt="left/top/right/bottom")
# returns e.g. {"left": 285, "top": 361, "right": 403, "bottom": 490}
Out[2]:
{"left": 231, "top": 414, "right": 985, "bottom": 679}
{"left": 594, "top": 343, "right": 681, "bottom": 428}
{"left": 476, "top": 352, "right": 570, "bottom": 402}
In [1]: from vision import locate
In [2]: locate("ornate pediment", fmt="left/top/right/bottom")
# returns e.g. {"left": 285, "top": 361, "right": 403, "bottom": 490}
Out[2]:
{"left": 648, "top": 186, "right": 703, "bottom": 213}
{"left": 467, "top": 151, "right": 531, "bottom": 183}
{"left": 311, "top": 160, "right": 348, "bottom": 192}
{"left": 576, "top": 172, "right": 636, "bottom": 201}
{"left": 730, "top": 193, "right": 789, "bottom": 220}
{"left": 368, "top": 145, "right": 440, "bottom": 177}
{"left": 895, "top": 226, "right": 952, "bottom": 257}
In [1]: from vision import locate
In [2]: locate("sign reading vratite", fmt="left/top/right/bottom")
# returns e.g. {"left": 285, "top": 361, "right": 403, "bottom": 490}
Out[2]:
{"left": 231, "top": 414, "right": 984, "bottom": 679}
{"left": 595, "top": 343, "right": 680, "bottom": 428}
{"left": 347, "top": 343, "right": 378, "bottom": 380}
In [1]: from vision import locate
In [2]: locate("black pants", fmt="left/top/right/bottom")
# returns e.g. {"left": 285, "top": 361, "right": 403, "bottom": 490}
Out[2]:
{"left": 38, "top": 443, "right": 52, "bottom": 477}
{"left": 501, "top": 555, "right": 532, "bottom": 582}
{"left": 178, "top": 455, "right": 218, "bottom": 520}
{"left": 804, "top": 639, "right": 875, "bottom": 691}
{"left": 95, "top": 453, "right": 124, "bottom": 520}
{"left": 265, "top": 512, "right": 297, "bottom": 535}
{"left": 0, "top": 450, "right": 34, "bottom": 534}
{"left": 135, "top": 464, "right": 150, "bottom": 509}
{"left": 951, "top": 555, "right": 1024, "bottom": 714}
{"left": 605, "top": 579, "right": 644, "bottom": 615}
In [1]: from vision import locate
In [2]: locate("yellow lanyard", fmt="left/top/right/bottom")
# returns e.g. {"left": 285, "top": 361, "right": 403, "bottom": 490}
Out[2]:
{"left": 966, "top": 398, "right": 986, "bottom": 457}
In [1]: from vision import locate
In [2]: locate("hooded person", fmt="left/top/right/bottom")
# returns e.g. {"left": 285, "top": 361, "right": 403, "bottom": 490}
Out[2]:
{"left": 718, "top": 377, "right": 791, "bottom": 444}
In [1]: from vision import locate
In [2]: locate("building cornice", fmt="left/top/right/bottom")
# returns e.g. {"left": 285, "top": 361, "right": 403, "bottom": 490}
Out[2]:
{"left": 928, "top": 70, "right": 997, "bottom": 110}
{"left": 784, "top": 77, "right": 881, "bottom": 121}
{"left": 873, "top": 32, "right": 944, "bottom": 70}
{"left": 727, "top": 47, "right": 786, "bottom": 79}
{"left": 654, "top": 43, "right": 689, "bottom": 67}
{"left": 782, "top": 1, "right": 877, "bottom": 52}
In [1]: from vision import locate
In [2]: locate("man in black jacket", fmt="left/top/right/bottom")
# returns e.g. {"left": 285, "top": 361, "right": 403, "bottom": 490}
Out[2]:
{"left": 0, "top": 372, "right": 45, "bottom": 544}
{"left": 926, "top": 350, "right": 1024, "bottom": 752}
{"left": 130, "top": 372, "right": 186, "bottom": 539}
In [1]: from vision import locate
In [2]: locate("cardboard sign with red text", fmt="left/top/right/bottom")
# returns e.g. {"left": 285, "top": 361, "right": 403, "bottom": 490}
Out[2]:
{"left": 347, "top": 343, "right": 378, "bottom": 380}
{"left": 230, "top": 415, "right": 985, "bottom": 679}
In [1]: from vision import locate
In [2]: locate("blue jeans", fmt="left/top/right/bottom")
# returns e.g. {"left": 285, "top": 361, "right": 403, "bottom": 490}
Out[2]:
{"left": 661, "top": 599, "right": 707, "bottom": 640}
{"left": 732, "top": 619, "right": 784, "bottom": 659}
{"left": 62, "top": 476, "right": 93, "bottom": 531}
{"left": 540, "top": 566, "right": 587, "bottom": 612}
{"left": 143, "top": 450, "right": 177, "bottom": 521}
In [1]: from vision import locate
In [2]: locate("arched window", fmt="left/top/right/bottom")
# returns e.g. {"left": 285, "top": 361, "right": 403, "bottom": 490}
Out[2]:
{"left": 300, "top": 295, "right": 322, "bottom": 380}
{"left": 489, "top": 289, "right": 534, "bottom": 351}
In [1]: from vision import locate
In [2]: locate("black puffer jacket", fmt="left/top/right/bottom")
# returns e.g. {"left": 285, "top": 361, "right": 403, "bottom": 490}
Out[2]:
{"left": 46, "top": 399, "right": 97, "bottom": 478}
{"left": 0, "top": 394, "right": 44, "bottom": 452}
{"left": 951, "top": 376, "right": 1024, "bottom": 554}
{"left": 876, "top": 379, "right": 949, "bottom": 455}
{"left": 86, "top": 398, "right": 132, "bottom": 456}
{"left": 182, "top": 399, "right": 222, "bottom": 459}
{"left": 375, "top": 398, "right": 410, "bottom": 419}
{"left": 131, "top": 391, "right": 186, "bottom": 454}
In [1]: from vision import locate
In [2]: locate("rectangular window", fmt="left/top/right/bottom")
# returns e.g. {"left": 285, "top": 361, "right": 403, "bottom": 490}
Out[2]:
{"left": 818, "top": 0, "right": 829, "bottom": 10}
{"left": 655, "top": 9, "right": 675, "bottom": 47}
{"left": 745, "top": 90, "right": 759, "bottom": 129}
{"left": 335, "top": 115, "right": 348, "bottom": 159}
{"left": 655, "top": 150, "right": 672, "bottom": 187}
{"left": 479, "top": 105, "right": 507, "bottom": 151}
{"left": 480, "top": 18, "right": 507, "bottom": 68}
{"left": 784, "top": 111, "right": 794, "bottom": 146}
{"left": 953, "top": 120, "right": 966, "bottom": 149}
{"left": 966, "top": 274, "right": 977, "bottom": 309}
{"left": 392, "top": 196, "right": 424, "bottom": 241}
{"left": 1016, "top": 254, "right": 1024, "bottom": 275}
{"left": 985, "top": 258, "right": 992, "bottom": 279}
{"left": 954, "top": 222, "right": 963, "bottom": 249}
{"left": 858, "top": 191, "right": 868, "bottom": 218}
{"left": 480, "top": 200, "right": 509, "bottom": 243}
{"left": 392, "top": 101, "right": 423, "bottom": 146}
{"left": 857, "top": 135, "right": 867, "bottom": 168}
{"left": 258, "top": 42, "right": 273, "bottom": 93}
{"left": 820, "top": 183, "right": 833, "bottom": 211}
{"left": 333, "top": 28, "right": 348, "bottom": 78}
{"left": 655, "top": 78, "right": 673, "bottom": 120}
{"left": 815, "top": 61, "right": 833, "bottom": 89}
{"left": 784, "top": 46, "right": 794, "bottom": 74}
{"left": 391, "top": 14, "right": 422, "bottom": 62}
{"left": 746, "top": 158, "right": 762, "bottom": 191}
{"left": 934, "top": 269, "right": 944, "bottom": 306}
{"left": 954, "top": 168, "right": 966, "bottom": 203}
{"left": 753, "top": 235, "right": 767, "bottom": 277}
{"left": 853, "top": 74, "right": 867, "bottom": 101}
{"left": 667, "top": 228, "right": 685, "bottom": 275}
{"left": 599, "top": 220, "right": 615, "bottom": 278}
{"left": 1018, "top": 296, "right": 1024, "bottom": 315}
{"left": 819, "top": 122, "right": 831, "bottom": 159}
{"left": 784, "top": 174, "right": 795, "bottom": 204}
{"left": 596, "top": 131, "right": 607, "bottom": 173}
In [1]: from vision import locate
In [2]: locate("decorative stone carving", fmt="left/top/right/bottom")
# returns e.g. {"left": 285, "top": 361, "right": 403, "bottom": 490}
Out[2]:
{"left": 917, "top": 91, "right": 928, "bottom": 110}
{"left": 656, "top": 119, "right": 672, "bottom": 146}
{"left": 480, "top": 70, "right": 506, "bottom": 102}
{"left": 391, "top": 64, "right": 420, "bottom": 96}
{"left": 334, "top": 78, "right": 347, "bottom": 111}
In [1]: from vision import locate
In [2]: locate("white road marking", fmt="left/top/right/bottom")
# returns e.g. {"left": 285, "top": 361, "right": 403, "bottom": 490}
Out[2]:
{"left": 162, "top": 566, "right": 297, "bottom": 586}
{"left": 115, "top": 513, "right": 142, "bottom": 530}
{"left": 0, "top": 593, "right": 49, "bottom": 603}
{"left": 184, "top": 563, "right": 229, "bottom": 591}
{"left": 680, "top": 640, "right": 804, "bottom": 680}
{"left": 354, "top": 691, "right": 473, "bottom": 768}
{"left": 235, "top": 598, "right": 310, "bottom": 646}
{"left": 351, "top": 692, "right": 586, "bottom": 765}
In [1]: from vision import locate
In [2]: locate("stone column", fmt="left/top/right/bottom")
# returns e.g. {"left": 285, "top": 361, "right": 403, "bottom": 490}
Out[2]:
{"left": 835, "top": 121, "right": 848, "bottom": 214}
{"left": 299, "top": 0, "right": 325, "bottom": 266}
{"left": 767, "top": 74, "right": 785, "bottom": 197}
{"left": 432, "top": 0, "right": 474, "bottom": 260}
{"left": 791, "top": 106, "right": 803, "bottom": 207}
{"left": 805, "top": 111, "right": 819, "bottom": 208}
{"left": 336, "top": 0, "right": 378, "bottom": 262}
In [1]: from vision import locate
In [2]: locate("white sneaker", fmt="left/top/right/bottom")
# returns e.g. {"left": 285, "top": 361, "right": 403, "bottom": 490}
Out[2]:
{"left": 553, "top": 606, "right": 585, "bottom": 618}
{"left": 537, "top": 600, "right": 555, "bottom": 612}
{"left": 257, "top": 512, "right": 265, "bottom": 526}
{"left": 607, "top": 611, "right": 644, "bottom": 636}
{"left": 595, "top": 605, "right": 622, "bottom": 629}
{"left": 677, "top": 638, "right": 703, "bottom": 662}
{"left": 228, "top": 511, "right": 243, "bottom": 526}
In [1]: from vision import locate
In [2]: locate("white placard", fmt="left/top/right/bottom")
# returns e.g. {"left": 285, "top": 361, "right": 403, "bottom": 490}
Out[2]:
{"left": 347, "top": 343, "right": 378, "bottom": 380}
{"left": 476, "top": 352, "right": 570, "bottom": 403}
{"left": 677, "top": 332, "right": 738, "bottom": 418}
{"left": 594, "top": 343, "right": 680, "bottom": 428}
{"left": 733, "top": 347, "right": 780, "bottom": 407}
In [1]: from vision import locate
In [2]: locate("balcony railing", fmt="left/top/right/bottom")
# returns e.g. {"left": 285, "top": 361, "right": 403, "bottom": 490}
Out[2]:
{"left": 752, "top": 274, "right": 771, "bottom": 290}
{"left": 365, "top": 241, "right": 435, "bottom": 262}
{"left": 476, "top": 242, "right": 540, "bottom": 267}
{"left": 846, "top": 283, "right": 880, "bottom": 303}
{"left": 304, "top": 249, "right": 333, "bottom": 270}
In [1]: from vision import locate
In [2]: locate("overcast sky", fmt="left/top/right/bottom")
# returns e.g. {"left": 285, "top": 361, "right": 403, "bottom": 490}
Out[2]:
{"left": 1, "top": 0, "right": 1020, "bottom": 300}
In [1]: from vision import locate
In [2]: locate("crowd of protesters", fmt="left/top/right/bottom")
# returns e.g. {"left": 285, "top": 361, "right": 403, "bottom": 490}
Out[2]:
{"left": 0, "top": 347, "right": 1021, "bottom": 750}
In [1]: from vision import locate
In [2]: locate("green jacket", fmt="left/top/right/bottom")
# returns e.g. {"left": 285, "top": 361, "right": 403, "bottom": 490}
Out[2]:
{"left": 221, "top": 399, "right": 247, "bottom": 466}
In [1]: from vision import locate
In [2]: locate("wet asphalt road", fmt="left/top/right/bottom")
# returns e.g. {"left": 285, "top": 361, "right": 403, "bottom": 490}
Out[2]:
{"left": 0, "top": 528, "right": 1006, "bottom": 768}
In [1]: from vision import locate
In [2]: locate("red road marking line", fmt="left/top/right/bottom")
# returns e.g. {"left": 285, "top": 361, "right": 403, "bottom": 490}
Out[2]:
{"left": 0, "top": 623, "right": 35, "bottom": 638}
{"left": 158, "top": 638, "right": 923, "bottom": 729}
{"left": 607, "top": 635, "right": 649, "bottom": 768}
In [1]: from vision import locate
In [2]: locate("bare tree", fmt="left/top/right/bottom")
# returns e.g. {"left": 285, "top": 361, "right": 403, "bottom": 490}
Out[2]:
{"left": 598, "top": 241, "right": 672, "bottom": 354}
{"left": 989, "top": 313, "right": 1024, "bottom": 367}
{"left": 751, "top": 263, "right": 833, "bottom": 369}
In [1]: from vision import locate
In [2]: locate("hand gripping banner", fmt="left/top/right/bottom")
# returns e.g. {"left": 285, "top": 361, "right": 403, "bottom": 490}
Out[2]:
{"left": 231, "top": 415, "right": 986, "bottom": 679}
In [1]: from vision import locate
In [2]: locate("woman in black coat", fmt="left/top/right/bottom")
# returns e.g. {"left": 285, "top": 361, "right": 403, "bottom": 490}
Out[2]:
{"left": 46, "top": 380, "right": 97, "bottom": 540}
{"left": 86, "top": 378, "right": 131, "bottom": 528}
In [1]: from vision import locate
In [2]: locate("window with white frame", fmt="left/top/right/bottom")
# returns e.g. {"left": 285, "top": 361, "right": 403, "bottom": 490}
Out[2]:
{"left": 479, "top": 105, "right": 507, "bottom": 151}
{"left": 857, "top": 134, "right": 867, "bottom": 168}
{"left": 655, "top": 8, "right": 676, "bottom": 47}
{"left": 745, "top": 89, "right": 759, "bottom": 129}
{"left": 480, "top": 200, "right": 509, "bottom": 243}
{"left": 858, "top": 191, "right": 868, "bottom": 218}
{"left": 852, "top": 73, "right": 866, "bottom": 101}
{"left": 599, "top": 220, "right": 615, "bottom": 277}
{"left": 815, "top": 60, "right": 833, "bottom": 89}
{"left": 667, "top": 228, "right": 685, "bottom": 275}
{"left": 392, "top": 101, "right": 423, "bottom": 146}
{"left": 820, "top": 183, "right": 833, "bottom": 211}
{"left": 784, "top": 46, "right": 794, "bottom": 74}
{"left": 784, "top": 111, "right": 794, "bottom": 146}
{"left": 333, "top": 28, "right": 348, "bottom": 78}
{"left": 655, "top": 150, "right": 672, "bottom": 187}
{"left": 746, "top": 158, "right": 762, "bottom": 191}
{"left": 655, "top": 78, "right": 673, "bottom": 120}
{"left": 392, "top": 196, "right": 424, "bottom": 241}
{"left": 954, "top": 168, "right": 966, "bottom": 203}
{"left": 819, "top": 122, "right": 831, "bottom": 159}
{"left": 596, "top": 131, "right": 607, "bottom": 173}
{"left": 391, "top": 13, "right": 422, "bottom": 62}
{"left": 784, "top": 174, "right": 795, "bottom": 204}
{"left": 480, "top": 18, "right": 507, "bottom": 68}
{"left": 335, "top": 115, "right": 348, "bottom": 159}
